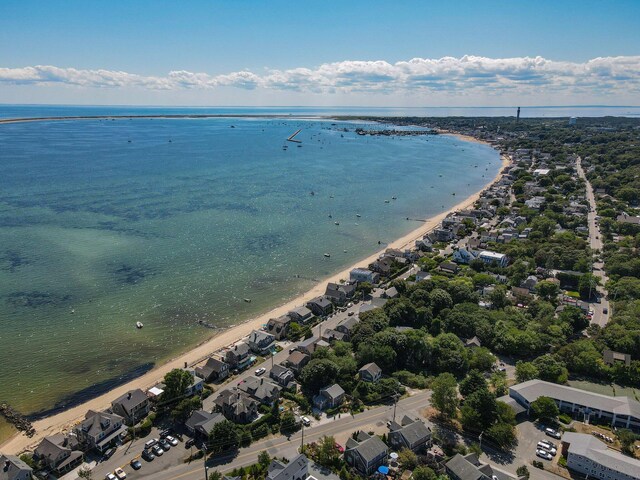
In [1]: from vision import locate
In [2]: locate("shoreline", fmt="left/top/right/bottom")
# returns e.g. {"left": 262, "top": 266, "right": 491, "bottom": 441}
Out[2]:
{"left": 0, "top": 125, "right": 510, "bottom": 455}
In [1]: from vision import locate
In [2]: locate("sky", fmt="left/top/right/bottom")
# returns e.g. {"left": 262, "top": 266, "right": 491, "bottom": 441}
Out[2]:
{"left": 1, "top": 0, "right": 639, "bottom": 106}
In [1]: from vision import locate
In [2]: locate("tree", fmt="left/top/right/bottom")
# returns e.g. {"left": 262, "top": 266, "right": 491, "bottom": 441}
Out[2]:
{"left": 616, "top": 429, "right": 638, "bottom": 456}
{"left": 530, "top": 396, "right": 559, "bottom": 422}
{"left": 299, "top": 359, "right": 339, "bottom": 393}
{"left": 461, "top": 389, "right": 497, "bottom": 431}
{"left": 208, "top": 420, "right": 239, "bottom": 454}
{"left": 489, "top": 285, "right": 510, "bottom": 309}
{"left": 412, "top": 466, "right": 437, "bottom": 480}
{"left": 430, "top": 288, "right": 453, "bottom": 314}
{"left": 77, "top": 467, "right": 93, "bottom": 480}
{"left": 287, "top": 322, "right": 303, "bottom": 341}
{"left": 398, "top": 448, "right": 418, "bottom": 470}
{"left": 171, "top": 396, "right": 202, "bottom": 422}
{"left": 208, "top": 472, "right": 223, "bottom": 480}
{"left": 532, "top": 354, "right": 568, "bottom": 384}
{"left": 535, "top": 281, "right": 560, "bottom": 302}
{"left": 430, "top": 373, "right": 459, "bottom": 419}
{"left": 357, "top": 343, "right": 397, "bottom": 373}
{"left": 578, "top": 273, "right": 600, "bottom": 300}
{"left": 459, "top": 370, "right": 488, "bottom": 397}
{"left": 162, "top": 368, "right": 193, "bottom": 401}
{"left": 258, "top": 451, "right": 271, "bottom": 468}
{"left": 515, "top": 361, "right": 539, "bottom": 383}
{"left": 432, "top": 333, "right": 469, "bottom": 376}
{"left": 316, "top": 436, "right": 340, "bottom": 468}
{"left": 356, "top": 281, "right": 373, "bottom": 298}
{"left": 516, "top": 465, "right": 530, "bottom": 479}
{"left": 486, "top": 422, "right": 517, "bottom": 450}
{"left": 280, "top": 410, "right": 299, "bottom": 434}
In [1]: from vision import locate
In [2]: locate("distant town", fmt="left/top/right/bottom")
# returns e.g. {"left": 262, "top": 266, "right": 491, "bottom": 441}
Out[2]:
{"left": 2, "top": 115, "right": 640, "bottom": 480}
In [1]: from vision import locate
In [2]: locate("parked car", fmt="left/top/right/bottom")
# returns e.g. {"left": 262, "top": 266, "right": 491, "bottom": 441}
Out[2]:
{"left": 130, "top": 459, "right": 142, "bottom": 470}
{"left": 540, "top": 439, "right": 557, "bottom": 450}
{"left": 141, "top": 449, "right": 155, "bottom": 462}
{"left": 152, "top": 445, "right": 164, "bottom": 456}
{"left": 545, "top": 427, "right": 562, "bottom": 439}
{"left": 536, "top": 449, "right": 553, "bottom": 460}
{"left": 255, "top": 367, "right": 266, "bottom": 376}
{"left": 603, "top": 308, "right": 608, "bottom": 314}
{"left": 114, "top": 467, "right": 127, "bottom": 480}
{"left": 166, "top": 435, "right": 179, "bottom": 446}
{"left": 159, "top": 429, "right": 172, "bottom": 439}
{"left": 144, "top": 439, "right": 158, "bottom": 450}
{"left": 105, "top": 474, "right": 117, "bottom": 480}
{"left": 102, "top": 448, "right": 116, "bottom": 461}
{"left": 185, "top": 438, "right": 196, "bottom": 448}
{"left": 537, "top": 441, "right": 557, "bottom": 455}
{"left": 335, "top": 442, "right": 344, "bottom": 453}
{"left": 159, "top": 439, "right": 171, "bottom": 450}
{"left": 301, "top": 416, "right": 311, "bottom": 426}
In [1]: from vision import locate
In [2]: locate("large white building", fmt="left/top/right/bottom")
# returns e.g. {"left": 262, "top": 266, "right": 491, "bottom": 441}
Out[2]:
{"left": 509, "top": 380, "right": 640, "bottom": 431}
{"left": 478, "top": 250, "right": 508, "bottom": 267}
{"left": 561, "top": 432, "right": 640, "bottom": 480}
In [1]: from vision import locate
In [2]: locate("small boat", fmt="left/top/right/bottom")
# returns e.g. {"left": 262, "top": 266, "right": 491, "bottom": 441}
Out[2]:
{"left": 70, "top": 309, "right": 75, "bottom": 314}
{"left": 324, "top": 253, "right": 331, "bottom": 258}
{"left": 310, "top": 191, "right": 314, "bottom": 196}
{"left": 328, "top": 214, "right": 332, "bottom": 218}
{"left": 334, "top": 222, "right": 340, "bottom": 225}
{"left": 385, "top": 200, "right": 390, "bottom": 203}
{"left": 392, "top": 196, "right": 397, "bottom": 200}
{"left": 136, "top": 321, "right": 144, "bottom": 329}
{"left": 356, "top": 214, "right": 361, "bottom": 218}
{"left": 343, "top": 250, "right": 347, "bottom": 253}
{"left": 244, "top": 298, "right": 251, "bottom": 303}
{"left": 438, "top": 174, "right": 442, "bottom": 177}
{"left": 329, "top": 195, "right": 334, "bottom": 198}
{"left": 452, "top": 193, "right": 456, "bottom": 196}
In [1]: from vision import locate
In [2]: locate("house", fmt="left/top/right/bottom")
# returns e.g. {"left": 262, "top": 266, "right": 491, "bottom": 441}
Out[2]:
{"left": 297, "top": 337, "right": 320, "bottom": 355}
{"left": 336, "top": 316, "right": 359, "bottom": 338}
{"left": 270, "top": 364, "right": 296, "bottom": 388}
{"left": 446, "top": 453, "right": 516, "bottom": 480}
{"left": 214, "top": 389, "right": 258, "bottom": 424}
{"left": 34, "top": 434, "right": 83, "bottom": 475}
{"left": 306, "top": 296, "right": 333, "bottom": 317}
{"left": 464, "top": 336, "right": 482, "bottom": 348}
{"left": 225, "top": 342, "right": 252, "bottom": 370}
{"left": 324, "top": 283, "right": 356, "bottom": 305}
{"left": 415, "top": 235, "right": 434, "bottom": 252}
{"left": 453, "top": 248, "right": 477, "bottom": 265}
{"left": 185, "top": 410, "right": 224, "bottom": 439}
{"left": 415, "top": 271, "right": 432, "bottom": 282}
{"left": 73, "top": 410, "right": 126, "bottom": 452}
{"left": 478, "top": 251, "right": 508, "bottom": 267}
{"left": 616, "top": 213, "right": 640, "bottom": 225}
{"left": 603, "top": 349, "right": 632, "bottom": 367}
{"left": 561, "top": 432, "right": 640, "bottom": 480}
{"left": 349, "top": 268, "right": 379, "bottom": 284}
{"left": 382, "top": 286, "right": 398, "bottom": 299}
{"left": 509, "top": 380, "right": 640, "bottom": 430}
{"left": 288, "top": 306, "right": 313, "bottom": 324}
{"left": 438, "top": 262, "right": 459, "bottom": 275}
{"left": 266, "top": 454, "right": 309, "bottom": 480}
{"left": 344, "top": 431, "right": 388, "bottom": 476}
{"left": 285, "top": 351, "right": 310, "bottom": 374}
{"left": 184, "top": 369, "right": 205, "bottom": 397}
{"left": 321, "top": 328, "right": 347, "bottom": 343}
{"left": 369, "top": 257, "right": 395, "bottom": 276}
{"left": 267, "top": 315, "right": 293, "bottom": 340}
{"left": 433, "top": 228, "right": 454, "bottom": 242}
{"left": 247, "top": 330, "right": 276, "bottom": 355}
{"left": 238, "top": 375, "right": 282, "bottom": 405}
{"left": 521, "top": 275, "right": 538, "bottom": 292}
{"left": 510, "top": 287, "right": 531, "bottom": 299}
{"left": 0, "top": 454, "right": 32, "bottom": 480}
{"left": 313, "top": 384, "right": 345, "bottom": 410}
{"left": 358, "top": 363, "right": 382, "bottom": 383}
{"left": 111, "top": 388, "right": 151, "bottom": 425}
{"left": 195, "top": 356, "right": 230, "bottom": 382}
{"left": 388, "top": 416, "right": 432, "bottom": 453}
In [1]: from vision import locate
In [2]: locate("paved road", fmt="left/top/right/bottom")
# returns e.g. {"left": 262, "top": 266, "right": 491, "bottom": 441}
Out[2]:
{"left": 142, "top": 391, "right": 432, "bottom": 480}
{"left": 575, "top": 157, "right": 611, "bottom": 327}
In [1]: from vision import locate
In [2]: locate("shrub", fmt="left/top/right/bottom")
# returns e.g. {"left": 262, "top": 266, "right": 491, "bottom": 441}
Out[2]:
{"left": 558, "top": 456, "right": 567, "bottom": 468}
{"left": 558, "top": 413, "right": 572, "bottom": 424}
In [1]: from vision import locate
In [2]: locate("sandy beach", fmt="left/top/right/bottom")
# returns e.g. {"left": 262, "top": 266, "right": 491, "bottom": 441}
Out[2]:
{"left": 0, "top": 128, "right": 509, "bottom": 455}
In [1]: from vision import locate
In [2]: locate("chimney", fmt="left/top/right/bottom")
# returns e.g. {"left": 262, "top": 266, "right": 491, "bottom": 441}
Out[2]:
{"left": 4, "top": 460, "right": 10, "bottom": 472}
{"left": 127, "top": 392, "right": 132, "bottom": 400}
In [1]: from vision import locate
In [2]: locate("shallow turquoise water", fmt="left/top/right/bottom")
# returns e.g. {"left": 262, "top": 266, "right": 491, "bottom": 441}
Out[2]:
{"left": 0, "top": 117, "right": 500, "bottom": 418}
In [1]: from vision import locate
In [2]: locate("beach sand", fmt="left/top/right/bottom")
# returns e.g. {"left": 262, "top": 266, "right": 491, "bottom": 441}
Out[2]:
{"left": 0, "top": 132, "right": 509, "bottom": 455}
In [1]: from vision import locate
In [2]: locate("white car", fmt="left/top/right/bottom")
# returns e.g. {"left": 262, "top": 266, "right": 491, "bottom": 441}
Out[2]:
{"left": 537, "top": 441, "right": 557, "bottom": 455}
{"left": 255, "top": 367, "right": 266, "bottom": 376}
{"left": 536, "top": 449, "right": 553, "bottom": 460}
{"left": 105, "top": 475, "right": 117, "bottom": 480}
{"left": 540, "top": 439, "right": 557, "bottom": 450}
{"left": 114, "top": 468, "right": 127, "bottom": 480}
{"left": 301, "top": 416, "right": 311, "bottom": 426}
{"left": 166, "top": 435, "right": 179, "bottom": 446}
{"left": 545, "top": 427, "right": 562, "bottom": 439}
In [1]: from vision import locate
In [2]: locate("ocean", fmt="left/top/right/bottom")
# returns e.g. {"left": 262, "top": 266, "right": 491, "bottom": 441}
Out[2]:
{"left": 0, "top": 111, "right": 502, "bottom": 441}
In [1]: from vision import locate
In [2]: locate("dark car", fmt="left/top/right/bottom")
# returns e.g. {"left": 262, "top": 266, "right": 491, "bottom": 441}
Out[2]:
{"left": 159, "top": 428, "right": 173, "bottom": 439}
{"left": 151, "top": 445, "right": 164, "bottom": 456}
{"left": 141, "top": 449, "right": 155, "bottom": 462}
{"left": 102, "top": 448, "right": 116, "bottom": 461}
{"left": 185, "top": 438, "right": 195, "bottom": 449}
{"left": 130, "top": 459, "right": 142, "bottom": 470}
{"left": 159, "top": 439, "right": 171, "bottom": 451}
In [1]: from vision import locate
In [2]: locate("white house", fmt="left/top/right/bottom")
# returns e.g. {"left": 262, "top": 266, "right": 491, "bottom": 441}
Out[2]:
{"left": 453, "top": 248, "right": 477, "bottom": 265}
{"left": 478, "top": 251, "right": 508, "bottom": 267}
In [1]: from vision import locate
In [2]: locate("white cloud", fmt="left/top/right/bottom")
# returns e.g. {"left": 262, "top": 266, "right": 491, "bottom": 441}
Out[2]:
{"left": 1, "top": 55, "right": 639, "bottom": 98}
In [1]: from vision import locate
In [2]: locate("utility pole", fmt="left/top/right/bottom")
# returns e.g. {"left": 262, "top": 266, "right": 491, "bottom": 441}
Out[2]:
{"left": 300, "top": 423, "right": 305, "bottom": 453}
{"left": 479, "top": 430, "right": 484, "bottom": 450}
{"left": 203, "top": 444, "right": 208, "bottom": 480}
{"left": 392, "top": 393, "right": 400, "bottom": 422}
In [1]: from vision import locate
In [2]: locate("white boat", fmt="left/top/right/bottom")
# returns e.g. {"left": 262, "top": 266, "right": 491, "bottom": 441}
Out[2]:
{"left": 356, "top": 214, "right": 361, "bottom": 217}
{"left": 334, "top": 222, "right": 340, "bottom": 225}
{"left": 136, "top": 321, "right": 144, "bottom": 329}
{"left": 244, "top": 298, "right": 251, "bottom": 303}
{"left": 324, "top": 253, "right": 331, "bottom": 258}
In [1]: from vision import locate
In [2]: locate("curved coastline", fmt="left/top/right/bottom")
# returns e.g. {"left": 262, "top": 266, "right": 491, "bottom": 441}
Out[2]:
{"left": 0, "top": 117, "right": 509, "bottom": 454}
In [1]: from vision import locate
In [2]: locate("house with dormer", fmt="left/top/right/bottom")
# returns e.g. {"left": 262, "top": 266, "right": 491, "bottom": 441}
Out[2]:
{"left": 73, "top": 410, "right": 126, "bottom": 452}
{"left": 225, "top": 341, "right": 252, "bottom": 370}
{"left": 111, "top": 388, "right": 151, "bottom": 425}
{"left": 344, "top": 431, "right": 388, "bottom": 476}
{"left": 34, "top": 434, "right": 83, "bottom": 475}
{"left": 388, "top": 416, "right": 432, "bottom": 453}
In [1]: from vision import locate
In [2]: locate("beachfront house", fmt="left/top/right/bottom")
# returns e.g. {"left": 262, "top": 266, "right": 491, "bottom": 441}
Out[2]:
{"left": 225, "top": 342, "right": 252, "bottom": 370}
{"left": 73, "top": 410, "right": 126, "bottom": 453}
{"left": 247, "top": 330, "right": 276, "bottom": 355}
{"left": 238, "top": 375, "right": 282, "bottom": 405}
{"left": 195, "top": 356, "right": 230, "bottom": 382}
{"left": 306, "top": 296, "right": 333, "bottom": 317}
{"left": 344, "top": 431, "right": 388, "bottom": 476}
{"left": 388, "top": 416, "right": 432, "bottom": 453}
{"left": 288, "top": 306, "right": 313, "bottom": 324}
{"left": 185, "top": 409, "right": 224, "bottom": 440}
{"left": 266, "top": 315, "right": 292, "bottom": 340}
{"left": 324, "top": 282, "right": 356, "bottom": 305}
{"left": 215, "top": 389, "right": 258, "bottom": 424}
{"left": 34, "top": 434, "right": 84, "bottom": 476}
{"left": 111, "top": 388, "right": 151, "bottom": 425}
{"left": 358, "top": 363, "right": 382, "bottom": 383}
{"left": 184, "top": 368, "right": 205, "bottom": 397}
{"left": 349, "top": 268, "right": 379, "bottom": 284}
{"left": 313, "top": 384, "right": 345, "bottom": 410}
{"left": 336, "top": 315, "right": 359, "bottom": 339}
{"left": 452, "top": 248, "right": 477, "bottom": 265}
{"left": 0, "top": 454, "right": 32, "bottom": 480}
{"left": 321, "top": 328, "right": 347, "bottom": 343}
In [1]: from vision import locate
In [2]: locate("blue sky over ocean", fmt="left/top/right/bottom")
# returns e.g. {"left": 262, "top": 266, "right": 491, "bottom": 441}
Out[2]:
{"left": 1, "top": 0, "right": 639, "bottom": 106}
